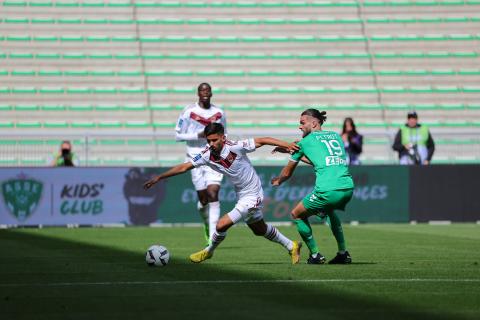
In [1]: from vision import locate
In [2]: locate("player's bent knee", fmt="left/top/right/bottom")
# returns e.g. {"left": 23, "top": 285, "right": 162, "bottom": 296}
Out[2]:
{"left": 216, "top": 221, "right": 228, "bottom": 233}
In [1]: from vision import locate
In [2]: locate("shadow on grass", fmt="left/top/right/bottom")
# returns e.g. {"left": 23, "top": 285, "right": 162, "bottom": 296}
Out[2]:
{"left": 0, "top": 229, "right": 462, "bottom": 320}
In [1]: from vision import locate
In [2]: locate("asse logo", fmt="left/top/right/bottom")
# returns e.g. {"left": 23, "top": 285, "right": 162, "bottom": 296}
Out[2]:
{"left": 1, "top": 174, "right": 43, "bottom": 221}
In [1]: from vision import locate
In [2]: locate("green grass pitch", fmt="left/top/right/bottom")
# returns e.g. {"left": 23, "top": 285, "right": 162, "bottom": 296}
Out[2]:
{"left": 1, "top": 224, "right": 479, "bottom": 320}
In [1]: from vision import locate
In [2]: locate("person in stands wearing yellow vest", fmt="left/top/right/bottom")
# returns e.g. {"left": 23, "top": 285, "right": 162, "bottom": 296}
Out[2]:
{"left": 392, "top": 111, "right": 435, "bottom": 165}
{"left": 52, "top": 140, "right": 78, "bottom": 167}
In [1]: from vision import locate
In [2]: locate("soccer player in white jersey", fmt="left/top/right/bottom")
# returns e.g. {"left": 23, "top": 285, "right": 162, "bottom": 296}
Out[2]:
{"left": 175, "top": 83, "right": 227, "bottom": 244}
{"left": 144, "top": 123, "right": 302, "bottom": 264}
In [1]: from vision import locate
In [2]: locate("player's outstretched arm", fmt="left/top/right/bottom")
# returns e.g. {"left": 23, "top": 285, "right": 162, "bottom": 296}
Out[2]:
{"left": 254, "top": 137, "right": 299, "bottom": 153}
{"left": 271, "top": 161, "right": 299, "bottom": 186}
{"left": 144, "top": 162, "right": 194, "bottom": 190}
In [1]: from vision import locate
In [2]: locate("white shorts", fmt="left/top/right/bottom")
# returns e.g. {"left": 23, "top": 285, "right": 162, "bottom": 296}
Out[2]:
{"left": 228, "top": 194, "right": 264, "bottom": 225}
{"left": 190, "top": 165, "right": 223, "bottom": 191}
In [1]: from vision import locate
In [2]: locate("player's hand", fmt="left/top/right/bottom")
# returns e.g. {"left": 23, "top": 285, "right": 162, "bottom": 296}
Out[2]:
{"left": 143, "top": 178, "right": 157, "bottom": 190}
{"left": 271, "top": 176, "right": 282, "bottom": 186}
{"left": 287, "top": 141, "right": 300, "bottom": 154}
{"left": 271, "top": 146, "right": 289, "bottom": 154}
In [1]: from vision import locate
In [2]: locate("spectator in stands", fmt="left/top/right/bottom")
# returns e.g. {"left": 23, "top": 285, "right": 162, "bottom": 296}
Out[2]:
{"left": 341, "top": 117, "right": 363, "bottom": 165}
{"left": 392, "top": 111, "right": 435, "bottom": 165}
{"left": 52, "top": 140, "right": 78, "bottom": 167}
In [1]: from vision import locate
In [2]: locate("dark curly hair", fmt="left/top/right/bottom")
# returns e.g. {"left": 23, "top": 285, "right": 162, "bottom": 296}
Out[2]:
{"left": 301, "top": 109, "right": 327, "bottom": 125}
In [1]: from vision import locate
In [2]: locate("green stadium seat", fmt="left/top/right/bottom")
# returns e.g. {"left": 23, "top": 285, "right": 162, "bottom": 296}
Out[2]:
{"left": 130, "top": 156, "right": 156, "bottom": 166}
{"left": 71, "top": 121, "right": 95, "bottom": 128}
{"left": 0, "top": 121, "right": 14, "bottom": 128}
{"left": 7, "top": 35, "right": 31, "bottom": 41}
{"left": 102, "top": 158, "right": 129, "bottom": 166}
{"left": 230, "top": 121, "right": 255, "bottom": 128}
{"left": 84, "top": 18, "right": 109, "bottom": 24}
{"left": 11, "top": 87, "right": 36, "bottom": 93}
{"left": 123, "top": 105, "right": 147, "bottom": 111}
{"left": 16, "top": 121, "right": 41, "bottom": 128}
{"left": 6, "top": 53, "right": 30, "bottom": 59}
{"left": 38, "top": 70, "right": 62, "bottom": 76}
{"left": 150, "top": 104, "right": 175, "bottom": 111}
{"left": 38, "top": 87, "right": 63, "bottom": 93}
{"left": 164, "top": 18, "right": 186, "bottom": 24}
{"left": 45, "top": 139, "right": 62, "bottom": 145}
{"left": 0, "top": 157, "right": 18, "bottom": 166}
{"left": 13, "top": 105, "right": 38, "bottom": 112}
{"left": 112, "top": 36, "right": 136, "bottom": 42}
{"left": 463, "top": 86, "right": 480, "bottom": 92}
{"left": 152, "top": 122, "right": 175, "bottom": 128}
{"left": 127, "top": 139, "right": 154, "bottom": 146}
{"left": 44, "top": 121, "right": 68, "bottom": 128}
{"left": 124, "top": 121, "right": 150, "bottom": 129}
{"left": 20, "top": 157, "right": 47, "bottom": 166}
{"left": 69, "top": 105, "right": 93, "bottom": 111}
{"left": 41, "top": 105, "right": 65, "bottom": 111}
{"left": 98, "top": 121, "right": 122, "bottom": 128}
{"left": 93, "top": 105, "right": 118, "bottom": 111}
{"left": 98, "top": 139, "right": 124, "bottom": 146}
{"left": 66, "top": 87, "right": 90, "bottom": 94}
{"left": 154, "top": 139, "right": 176, "bottom": 145}
{"left": 11, "top": 70, "right": 35, "bottom": 76}
{"left": 18, "top": 139, "right": 44, "bottom": 145}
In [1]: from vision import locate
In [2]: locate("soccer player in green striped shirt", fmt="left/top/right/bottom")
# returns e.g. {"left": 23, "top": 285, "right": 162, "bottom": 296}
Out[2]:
{"left": 271, "top": 109, "right": 355, "bottom": 264}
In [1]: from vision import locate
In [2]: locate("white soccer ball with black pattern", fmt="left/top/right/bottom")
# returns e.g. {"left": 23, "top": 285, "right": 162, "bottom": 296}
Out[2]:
{"left": 145, "top": 245, "right": 170, "bottom": 267}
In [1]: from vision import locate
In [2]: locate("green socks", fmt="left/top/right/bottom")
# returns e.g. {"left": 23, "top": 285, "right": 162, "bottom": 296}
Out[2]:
{"left": 327, "top": 211, "right": 347, "bottom": 252}
{"left": 294, "top": 218, "right": 319, "bottom": 255}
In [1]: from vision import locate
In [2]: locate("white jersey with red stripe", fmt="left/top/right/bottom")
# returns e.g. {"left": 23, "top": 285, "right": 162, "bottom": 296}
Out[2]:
{"left": 175, "top": 102, "right": 227, "bottom": 159}
{"left": 190, "top": 138, "right": 262, "bottom": 199}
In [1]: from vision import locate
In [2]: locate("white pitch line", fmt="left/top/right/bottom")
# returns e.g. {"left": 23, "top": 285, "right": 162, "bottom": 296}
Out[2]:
{"left": 1, "top": 279, "right": 479, "bottom": 287}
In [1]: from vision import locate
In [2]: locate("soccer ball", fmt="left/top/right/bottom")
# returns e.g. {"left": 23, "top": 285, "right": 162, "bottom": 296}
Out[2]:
{"left": 145, "top": 245, "right": 170, "bottom": 267}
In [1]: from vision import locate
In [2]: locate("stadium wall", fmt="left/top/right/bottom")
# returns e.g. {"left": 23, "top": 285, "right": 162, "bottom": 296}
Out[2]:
{"left": 0, "top": 166, "right": 478, "bottom": 226}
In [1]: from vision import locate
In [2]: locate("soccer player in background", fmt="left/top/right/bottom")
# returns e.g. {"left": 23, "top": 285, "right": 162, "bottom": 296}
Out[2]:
{"left": 175, "top": 83, "right": 227, "bottom": 245}
{"left": 144, "top": 123, "right": 302, "bottom": 264}
{"left": 271, "top": 109, "right": 355, "bottom": 264}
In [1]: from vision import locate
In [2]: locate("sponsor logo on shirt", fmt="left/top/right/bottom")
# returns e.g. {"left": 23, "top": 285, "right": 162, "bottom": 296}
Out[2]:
{"left": 192, "top": 154, "right": 202, "bottom": 162}
{"left": 325, "top": 156, "right": 347, "bottom": 166}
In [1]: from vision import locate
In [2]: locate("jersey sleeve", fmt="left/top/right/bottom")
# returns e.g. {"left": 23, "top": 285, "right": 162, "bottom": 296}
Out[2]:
{"left": 290, "top": 141, "right": 305, "bottom": 162}
{"left": 190, "top": 150, "right": 208, "bottom": 168}
{"left": 232, "top": 138, "right": 256, "bottom": 154}
{"left": 175, "top": 109, "right": 199, "bottom": 141}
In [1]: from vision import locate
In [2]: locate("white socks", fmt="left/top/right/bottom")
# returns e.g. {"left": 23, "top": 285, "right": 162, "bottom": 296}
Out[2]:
{"left": 264, "top": 224, "right": 294, "bottom": 251}
{"left": 198, "top": 201, "right": 221, "bottom": 240}
{"left": 208, "top": 201, "right": 221, "bottom": 240}
{"left": 207, "top": 231, "right": 227, "bottom": 253}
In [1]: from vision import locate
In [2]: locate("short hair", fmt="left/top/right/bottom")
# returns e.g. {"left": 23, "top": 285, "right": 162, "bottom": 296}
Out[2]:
{"left": 301, "top": 109, "right": 327, "bottom": 125}
{"left": 204, "top": 122, "right": 224, "bottom": 136}
{"left": 197, "top": 82, "right": 212, "bottom": 91}
{"left": 407, "top": 111, "right": 418, "bottom": 119}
